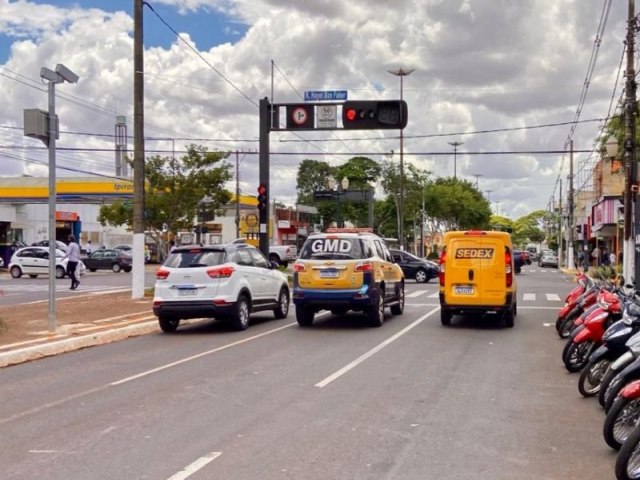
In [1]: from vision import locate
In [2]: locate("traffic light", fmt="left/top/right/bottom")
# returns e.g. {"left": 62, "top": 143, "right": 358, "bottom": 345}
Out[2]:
{"left": 342, "top": 100, "right": 408, "bottom": 130}
{"left": 257, "top": 183, "right": 268, "bottom": 211}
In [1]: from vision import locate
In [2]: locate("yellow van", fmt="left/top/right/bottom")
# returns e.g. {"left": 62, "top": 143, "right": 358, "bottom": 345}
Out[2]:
{"left": 438, "top": 230, "right": 517, "bottom": 328}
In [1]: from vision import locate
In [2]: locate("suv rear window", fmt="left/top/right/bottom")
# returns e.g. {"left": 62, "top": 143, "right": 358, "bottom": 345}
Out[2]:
{"left": 299, "top": 237, "right": 365, "bottom": 260}
{"left": 164, "top": 249, "right": 227, "bottom": 268}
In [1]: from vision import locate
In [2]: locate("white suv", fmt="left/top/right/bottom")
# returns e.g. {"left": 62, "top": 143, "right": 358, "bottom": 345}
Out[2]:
{"left": 9, "top": 246, "right": 86, "bottom": 279}
{"left": 153, "top": 242, "right": 290, "bottom": 332}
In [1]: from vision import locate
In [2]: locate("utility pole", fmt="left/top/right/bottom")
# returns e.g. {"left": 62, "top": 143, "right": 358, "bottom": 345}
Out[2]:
{"left": 132, "top": 0, "right": 145, "bottom": 299}
{"left": 568, "top": 139, "right": 574, "bottom": 270}
{"left": 235, "top": 150, "right": 240, "bottom": 239}
{"left": 624, "top": 0, "right": 638, "bottom": 285}
{"left": 558, "top": 179, "right": 563, "bottom": 269}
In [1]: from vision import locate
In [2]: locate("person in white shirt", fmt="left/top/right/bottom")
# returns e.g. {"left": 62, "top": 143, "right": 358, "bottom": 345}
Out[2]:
{"left": 62, "top": 234, "right": 81, "bottom": 290}
{"left": 85, "top": 240, "right": 93, "bottom": 255}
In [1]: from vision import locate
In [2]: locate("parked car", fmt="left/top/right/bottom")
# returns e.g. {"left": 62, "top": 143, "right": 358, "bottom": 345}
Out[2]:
{"left": 83, "top": 249, "right": 132, "bottom": 273}
{"left": 389, "top": 249, "right": 439, "bottom": 283}
{"left": 153, "top": 241, "right": 290, "bottom": 333}
{"left": 539, "top": 251, "right": 559, "bottom": 268}
{"left": 0, "top": 256, "right": 4, "bottom": 269}
{"left": 512, "top": 250, "right": 525, "bottom": 274}
{"left": 8, "top": 246, "right": 86, "bottom": 279}
{"left": 112, "top": 244, "right": 133, "bottom": 254}
{"left": 521, "top": 251, "right": 532, "bottom": 265}
{"left": 31, "top": 240, "right": 68, "bottom": 252}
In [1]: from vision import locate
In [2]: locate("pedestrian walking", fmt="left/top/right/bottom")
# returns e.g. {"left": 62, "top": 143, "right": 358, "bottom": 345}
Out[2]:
{"left": 592, "top": 246, "right": 600, "bottom": 267}
{"left": 610, "top": 251, "right": 617, "bottom": 267}
{"left": 62, "top": 234, "right": 81, "bottom": 290}
{"left": 85, "top": 240, "right": 93, "bottom": 255}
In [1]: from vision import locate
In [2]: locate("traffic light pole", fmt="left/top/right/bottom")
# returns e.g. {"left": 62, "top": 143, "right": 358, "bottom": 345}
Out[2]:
{"left": 259, "top": 97, "right": 270, "bottom": 257}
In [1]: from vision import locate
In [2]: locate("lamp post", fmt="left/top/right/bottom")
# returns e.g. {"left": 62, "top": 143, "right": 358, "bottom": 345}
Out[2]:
{"left": 328, "top": 176, "right": 350, "bottom": 228}
{"left": 39, "top": 63, "right": 79, "bottom": 332}
{"left": 388, "top": 68, "right": 414, "bottom": 250}
{"left": 448, "top": 141, "right": 464, "bottom": 179}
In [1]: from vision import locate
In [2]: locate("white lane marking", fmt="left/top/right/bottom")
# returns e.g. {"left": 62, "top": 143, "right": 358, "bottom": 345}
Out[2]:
{"left": 523, "top": 293, "right": 536, "bottom": 301}
{"left": 315, "top": 308, "right": 440, "bottom": 388}
{"left": 428, "top": 292, "right": 439, "bottom": 298}
{"left": 167, "top": 451, "right": 222, "bottom": 480}
{"left": 111, "top": 322, "right": 298, "bottom": 386}
{"left": 546, "top": 293, "right": 561, "bottom": 301}
{"left": 406, "top": 290, "right": 427, "bottom": 298}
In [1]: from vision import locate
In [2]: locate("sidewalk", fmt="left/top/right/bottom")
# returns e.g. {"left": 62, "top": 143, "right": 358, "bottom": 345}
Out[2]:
{"left": 0, "top": 289, "right": 159, "bottom": 368}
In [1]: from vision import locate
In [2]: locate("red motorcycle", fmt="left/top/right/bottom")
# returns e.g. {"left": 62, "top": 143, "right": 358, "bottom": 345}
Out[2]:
{"left": 555, "top": 272, "right": 589, "bottom": 334}
{"left": 604, "top": 379, "right": 640, "bottom": 450}
{"left": 557, "top": 278, "right": 600, "bottom": 339}
{"left": 562, "top": 289, "right": 623, "bottom": 372}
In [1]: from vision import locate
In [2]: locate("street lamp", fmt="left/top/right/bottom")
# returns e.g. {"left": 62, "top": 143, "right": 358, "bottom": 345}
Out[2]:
{"left": 448, "top": 141, "right": 464, "bottom": 179}
{"left": 39, "top": 63, "right": 79, "bottom": 333}
{"left": 388, "top": 67, "right": 414, "bottom": 250}
{"left": 327, "top": 176, "right": 350, "bottom": 228}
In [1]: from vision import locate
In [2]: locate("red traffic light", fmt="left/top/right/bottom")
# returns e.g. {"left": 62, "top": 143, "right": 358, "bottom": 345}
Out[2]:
{"left": 342, "top": 100, "right": 407, "bottom": 130}
{"left": 257, "top": 184, "right": 267, "bottom": 196}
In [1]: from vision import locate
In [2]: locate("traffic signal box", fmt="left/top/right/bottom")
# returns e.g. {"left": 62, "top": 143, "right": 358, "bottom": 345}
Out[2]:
{"left": 257, "top": 184, "right": 268, "bottom": 211}
{"left": 342, "top": 100, "right": 408, "bottom": 130}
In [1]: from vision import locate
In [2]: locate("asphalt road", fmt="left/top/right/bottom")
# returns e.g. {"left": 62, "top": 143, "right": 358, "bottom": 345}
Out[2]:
{"left": 0, "top": 266, "right": 617, "bottom": 479}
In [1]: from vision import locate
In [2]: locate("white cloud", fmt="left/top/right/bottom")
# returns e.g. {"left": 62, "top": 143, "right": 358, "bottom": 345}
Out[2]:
{"left": 0, "top": 0, "right": 629, "bottom": 219}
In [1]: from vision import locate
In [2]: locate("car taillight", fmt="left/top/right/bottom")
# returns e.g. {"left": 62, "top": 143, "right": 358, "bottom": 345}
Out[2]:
{"left": 207, "top": 266, "right": 235, "bottom": 278}
{"left": 156, "top": 268, "right": 170, "bottom": 280}
{"left": 439, "top": 250, "right": 446, "bottom": 287}
{"left": 355, "top": 261, "right": 373, "bottom": 272}
{"left": 505, "top": 249, "right": 513, "bottom": 287}
{"left": 293, "top": 262, "right": 306, "bottom": 272}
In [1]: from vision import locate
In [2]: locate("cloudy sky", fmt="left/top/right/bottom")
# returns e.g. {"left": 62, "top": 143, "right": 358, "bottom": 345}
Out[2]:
{"left": 0, "top": 0, "right": 628, "bottom": 219}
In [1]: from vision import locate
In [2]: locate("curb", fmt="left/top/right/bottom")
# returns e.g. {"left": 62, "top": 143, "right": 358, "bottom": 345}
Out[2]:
{"left": 0, "top": 320, "right": 159, "bottom": 368}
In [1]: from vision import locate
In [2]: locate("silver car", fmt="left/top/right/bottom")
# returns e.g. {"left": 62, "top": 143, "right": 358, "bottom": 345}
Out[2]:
{"left": 153, "top": 242, "right": 290, "bottom": 333}
{"left": 539, "top": 252, "right": 559, "bottom": 268}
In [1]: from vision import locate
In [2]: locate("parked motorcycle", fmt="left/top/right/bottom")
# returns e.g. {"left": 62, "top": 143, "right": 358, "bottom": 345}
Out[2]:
{"left": 599, "top": 304, "right": 640, "bottom": 412}
{"left": 563, "top": 289, "right": 624, "bottom": 373}
{"left": 604, "top": 379, "right": 640, "bottom": 450}
{"left": 615, "top": 422, "right": 640, "bottom": 479}
{"left": 579, "top": 318, "right": 640, "bottom": 397}
{"left": 557, "top": 279, "right": 601, "bottom": 339}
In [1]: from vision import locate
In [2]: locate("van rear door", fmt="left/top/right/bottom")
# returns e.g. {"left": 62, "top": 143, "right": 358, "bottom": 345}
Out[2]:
{"left": 446, "top": 235, "right": 505, "bottom": 306}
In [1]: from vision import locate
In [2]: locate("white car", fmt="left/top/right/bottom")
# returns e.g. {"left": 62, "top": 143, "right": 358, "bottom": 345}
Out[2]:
{"left": 8, "top": 246, "right": 86, "bottom": 279}
{"left": 153, "top": 242, "right": 290, "bottom": 332}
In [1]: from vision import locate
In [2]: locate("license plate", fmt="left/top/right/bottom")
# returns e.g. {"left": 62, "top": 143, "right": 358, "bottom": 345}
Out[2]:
{"left": 454, "top": 286, "right": 474, "bottom": 295}
{"left": 320, "top": 269, "right": 339, "bottom": 278}
{"left": 178, "top": 288, "right": 197, "bottom": 296}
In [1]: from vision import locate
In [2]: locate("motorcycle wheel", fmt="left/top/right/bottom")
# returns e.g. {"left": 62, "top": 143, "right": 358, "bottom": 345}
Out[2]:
{"left": 600, "top": 367, "right": 620, "bottom": 408}
{"left": 605, "top": 372, "right": 634, "bottom": 414}
{"left": 615, "top": 423, "right": 640, "bottom": 480}
{"left": 604, "top": 397, "right": 640, "bottom": 450}
{"left": 558, "top": 310, "right": 579, "bottom": 339}
{"left": 563, "top": 340, "right": 594, "bottom": 373}
{"left": 578, "top": 358, "right": 610, "bottom": 397}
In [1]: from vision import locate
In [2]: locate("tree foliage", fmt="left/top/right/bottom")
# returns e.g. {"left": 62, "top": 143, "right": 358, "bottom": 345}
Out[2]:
{"left": 98, "top": 145, "right": 233, "bottom": 233}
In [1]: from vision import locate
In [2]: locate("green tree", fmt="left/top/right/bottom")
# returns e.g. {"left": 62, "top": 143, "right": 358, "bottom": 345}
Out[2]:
{"left": 423, "top": 177, "right": 492, "bottom": 231}
{"left": 98, "top": 145, "right": 233, "bottom": 234}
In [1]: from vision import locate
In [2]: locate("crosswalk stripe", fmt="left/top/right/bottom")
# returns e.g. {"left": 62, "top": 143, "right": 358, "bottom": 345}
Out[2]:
{"left": 523, "top": 293, "right": 536, "bottom": 301}
{"left": 428, "top": 292, "right": 439, "bottom": 298}
{"left": 406, "top": 290, "right": 426, "bottom": 298}
{"left": 546, "top": 293, "right": 561, "bottom": 301}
